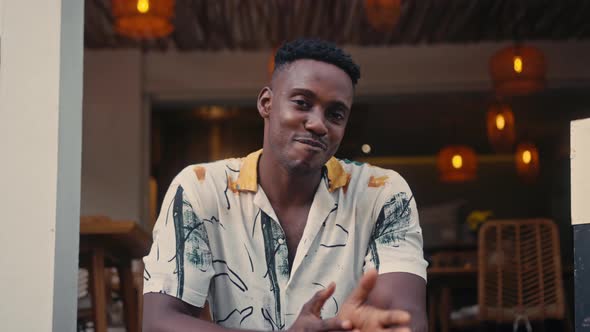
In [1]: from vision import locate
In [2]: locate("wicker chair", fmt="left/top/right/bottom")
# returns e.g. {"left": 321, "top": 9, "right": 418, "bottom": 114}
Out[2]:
{"left": 478, "top": 219, "right": 569, "bottom": 330}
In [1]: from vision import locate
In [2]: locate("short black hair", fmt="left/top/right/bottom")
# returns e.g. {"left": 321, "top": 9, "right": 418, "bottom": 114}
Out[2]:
{"left": 273, "top": 39, "right": 361, "bottom": 86}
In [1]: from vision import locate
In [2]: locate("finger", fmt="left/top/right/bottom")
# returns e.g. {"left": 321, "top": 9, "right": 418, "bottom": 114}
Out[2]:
{"left": 316, "top": 317, "right": 353, "bottom": 331}
{"left": 340, "top": 319, "right": 353, "bottom": 330}
{"left": 301, "top": 282, "right": 336, "bottom": 315}
{"left": 376, "top": 309, "right": 411, "bottom": 326}
{"left": 345, "top": 269, "right": 378, "bottom": 306}
{"left": 310, "top": 282, "right": 336, "bottom": 315}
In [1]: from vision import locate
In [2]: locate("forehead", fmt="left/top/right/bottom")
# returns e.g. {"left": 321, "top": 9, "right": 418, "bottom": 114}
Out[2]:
{"left": 274, "top": 60, "right": 354, "bottom": 103}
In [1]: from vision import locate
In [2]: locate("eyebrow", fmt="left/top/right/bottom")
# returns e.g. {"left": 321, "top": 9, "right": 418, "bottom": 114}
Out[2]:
{"left": 290, "top": 88, "right": 350, "bottom": 112}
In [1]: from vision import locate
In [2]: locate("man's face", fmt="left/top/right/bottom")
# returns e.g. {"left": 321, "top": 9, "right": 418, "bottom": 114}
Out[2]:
{"left": 258, "top": 59, "right": 354, "bottom": 173}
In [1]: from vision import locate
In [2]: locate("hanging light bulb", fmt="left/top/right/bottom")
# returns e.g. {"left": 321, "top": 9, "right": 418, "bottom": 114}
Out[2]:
{"left": 112, "top": 0, "right": 175, "bottom": 39}
{"left": 495, "top": 114, "right": 506, "bottom": 130}
{"left": 451, "top": 154, "right": 463, "bottom": 169}
{"left": 521, "top": 150, "right": 532, "bottom": 164}
{"left": 437, "top": 145, "right": 477, "bottom": 182}
{"left": 515, "top": 142, "right": 540, "bottom": 182}
{"left": 513, "top": 56, "right": 523, "bottom": 74}
{"left": 490, "top": 45, "right": 546, "bottom": 96}
{"left": 487, "top": 103, "right": 516, "bottom": 152}
{"left": 137, "top": 0, "right": 149, "bottom": 13}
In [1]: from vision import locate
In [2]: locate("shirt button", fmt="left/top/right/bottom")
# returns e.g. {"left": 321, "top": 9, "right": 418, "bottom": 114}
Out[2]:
{"left": 278, "top": 238, "right": 285, "bottom": 245}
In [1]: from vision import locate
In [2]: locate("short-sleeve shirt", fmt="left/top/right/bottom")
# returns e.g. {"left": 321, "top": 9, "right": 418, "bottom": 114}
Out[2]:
{"left": 143, "top": 149, "right": 427, "bottom": 330}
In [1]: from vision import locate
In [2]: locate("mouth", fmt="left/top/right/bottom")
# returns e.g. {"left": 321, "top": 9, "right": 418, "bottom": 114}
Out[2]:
{"left": 294, "top": 138, "right": 328, "bottom": 151}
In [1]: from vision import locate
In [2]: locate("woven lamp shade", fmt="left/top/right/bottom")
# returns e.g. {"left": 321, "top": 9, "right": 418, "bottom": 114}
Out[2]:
{"left": 490, "top": 45, "right": 546, "bottom": 97}
{"left": 437, "top": 145, "right": 477, "bottom": 183}
{"left": 515, "top": 142, "right": 540, "bottom": 182}
{"left": 365, "top": 0, "right": 402, "bottom": 32}
{"left": 487, "top": 103, "right": 516, "bottom": 152}
{"left": 112, "top": 0, "right": 174, "bottom": 39}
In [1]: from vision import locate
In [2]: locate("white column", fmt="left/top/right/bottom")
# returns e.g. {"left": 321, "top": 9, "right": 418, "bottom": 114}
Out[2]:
{"left": 571, "top": 118, "right": 590, "bottom": 226}
{"left": 0, "top": 0, "right": 83, "bottom": 331}
{"left": 571, "top": 117, "right": 590, "bottom": 330}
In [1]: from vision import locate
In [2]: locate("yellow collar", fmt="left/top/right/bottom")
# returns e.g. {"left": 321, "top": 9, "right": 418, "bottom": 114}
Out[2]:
{"left": 236, "top": 149, "right": 348, "bottom": 193}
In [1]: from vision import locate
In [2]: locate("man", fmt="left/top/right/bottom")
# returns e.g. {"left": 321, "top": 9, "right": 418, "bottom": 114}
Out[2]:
{"left": 143, "top": 39, "right": 427, "bottom": 332}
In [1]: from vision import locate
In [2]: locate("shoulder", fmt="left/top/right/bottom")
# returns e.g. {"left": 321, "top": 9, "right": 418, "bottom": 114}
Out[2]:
{"left": 334, "top": 159, "right": 414, "bottom": 215}
{"left": 335, "top": 158, "right": 410, "bottom": 193}
{"left": 170, "top": 157, "right": 247, "bottom": 202}
{"left": 175, "top": 158, "right": 244, "bottom": 184}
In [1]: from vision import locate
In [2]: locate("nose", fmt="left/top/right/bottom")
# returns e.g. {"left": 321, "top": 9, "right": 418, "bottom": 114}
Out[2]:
{"left": 304, "top": 108, "right": 328, "bottom": 137}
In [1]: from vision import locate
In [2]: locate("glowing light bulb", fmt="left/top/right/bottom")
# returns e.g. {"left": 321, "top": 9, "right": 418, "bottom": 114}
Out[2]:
{"left": 522, "top": 150, "right": 532, "bottom": 164}
{"left": 137, "top": 0, "right": 149, "bottom": 13}
{"left": 495, "top": 114, "right": 506, "bottom": 130}
{"left": 451, "top": 155, "right": 463, "bottom": 169}
{"left": 361, "top": 144, "right": 372, "bottom": 154}
{"left": 513, "top": 56, "right": 523, "bottom": 74}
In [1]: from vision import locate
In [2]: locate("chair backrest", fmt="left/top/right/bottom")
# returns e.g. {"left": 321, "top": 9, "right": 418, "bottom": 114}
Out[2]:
{"left": 477, "top": 219, "right": 565, "bottom": 322}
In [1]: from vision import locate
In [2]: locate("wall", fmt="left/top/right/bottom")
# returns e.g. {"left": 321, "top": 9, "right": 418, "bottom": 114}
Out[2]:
{"left": 81, "top": 41, "right": 590, "bottom": 227}
{"left": 0, "top": 0, "right": 83, "bottom": 330}
{"left": 145, "top": 41, "right": 590, "bottom": 102}
{"left": 81, "top": 50, "right": 147, "bottom": 223}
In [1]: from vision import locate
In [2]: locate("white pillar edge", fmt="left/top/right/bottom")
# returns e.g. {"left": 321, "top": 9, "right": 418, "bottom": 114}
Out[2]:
{"left": 53, "top": 0, "right": 84, "bottom": 330}
{"left": 571, "top": 117, "right": 590, "bottom": 226}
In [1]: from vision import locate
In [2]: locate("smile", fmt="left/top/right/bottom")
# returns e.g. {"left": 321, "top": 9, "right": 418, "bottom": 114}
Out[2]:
{"left": 294, "top": 138, "right": 327, "bottom": 151}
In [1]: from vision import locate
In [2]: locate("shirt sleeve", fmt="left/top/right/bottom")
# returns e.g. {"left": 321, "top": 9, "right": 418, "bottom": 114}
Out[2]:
{"left": 143, "top": 171, "right": 216, "bottom": 307}
{"left": 364, "top": 171, "right": 428, "bottom": 281}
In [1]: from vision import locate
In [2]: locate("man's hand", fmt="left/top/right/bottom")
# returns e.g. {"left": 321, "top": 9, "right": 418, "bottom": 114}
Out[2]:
{"left": 289, "top": 283, "right": 353, "bottom": 332}
{"left": 337, "top": 269, "right": 412, "bottom": 332}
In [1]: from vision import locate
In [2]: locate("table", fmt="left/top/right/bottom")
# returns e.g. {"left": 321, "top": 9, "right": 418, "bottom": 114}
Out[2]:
{"left": 80, "top": 216, "right": 152, "bottom": 332}
{"left": 427, "top": 266, "right": 478, "bottom": 332}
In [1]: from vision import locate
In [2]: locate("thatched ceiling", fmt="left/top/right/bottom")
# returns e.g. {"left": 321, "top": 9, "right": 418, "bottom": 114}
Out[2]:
{"left": 85, "top": 0, "right": 590, "bottom": 50}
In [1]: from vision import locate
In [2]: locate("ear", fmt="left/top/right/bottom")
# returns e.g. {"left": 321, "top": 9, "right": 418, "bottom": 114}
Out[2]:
{"left": 257, "top": 86, "right": 272, "bottom": 119}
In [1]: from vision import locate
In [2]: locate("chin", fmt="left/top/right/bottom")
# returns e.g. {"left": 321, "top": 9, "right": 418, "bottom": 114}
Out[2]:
{"left": 279, "top": 143, "right": 334, "bottom": 174}
{"left": 285, "top": 159, "right": 314, "bottom": 174}
{"left": 285, "top": 154, "right": 324, "bottom": 175}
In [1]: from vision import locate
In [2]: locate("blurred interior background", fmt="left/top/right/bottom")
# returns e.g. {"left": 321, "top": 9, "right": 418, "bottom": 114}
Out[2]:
{"left": 76, "top": 1, "right": 590, "bottom": 331}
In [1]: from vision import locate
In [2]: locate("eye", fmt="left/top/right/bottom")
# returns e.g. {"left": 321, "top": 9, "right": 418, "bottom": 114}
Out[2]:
{"left": 292, "top": 99, "right": 311, "bottom": 109}
{"left": 328, "top": 110, "right": 346, "bottom": 122}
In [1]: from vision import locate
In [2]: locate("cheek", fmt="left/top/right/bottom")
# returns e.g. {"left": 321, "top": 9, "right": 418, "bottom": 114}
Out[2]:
{"left": 329, "top": 125, "right": 346, "bottom": 144}
{"left": 272, "top": 107, "right": 303, "bottom": 133}
{"left": 269, "top": 113, "right": 297, "bottom": 143}
{"left": 279, "top": 108, "right": 302, "bottom": 127}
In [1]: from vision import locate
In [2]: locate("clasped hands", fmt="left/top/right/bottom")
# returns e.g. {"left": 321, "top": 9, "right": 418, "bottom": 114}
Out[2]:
{"left": 288, "top": 269, "right": 411, "bottom": 332}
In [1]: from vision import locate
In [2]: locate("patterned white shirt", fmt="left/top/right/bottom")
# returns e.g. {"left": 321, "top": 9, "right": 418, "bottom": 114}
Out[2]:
{"left": 143, "top": 149, "right": 427, "bottom": 330}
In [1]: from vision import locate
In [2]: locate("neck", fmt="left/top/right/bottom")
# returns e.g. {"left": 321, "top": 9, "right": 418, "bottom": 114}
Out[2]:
{"left": 258, "top": 151, "right": 323, "bottom": 208}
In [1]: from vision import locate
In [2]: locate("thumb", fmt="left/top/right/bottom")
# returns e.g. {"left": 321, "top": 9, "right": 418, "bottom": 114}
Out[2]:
{"left": 344, "top": 269, "right": 378, "bottom": 306}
